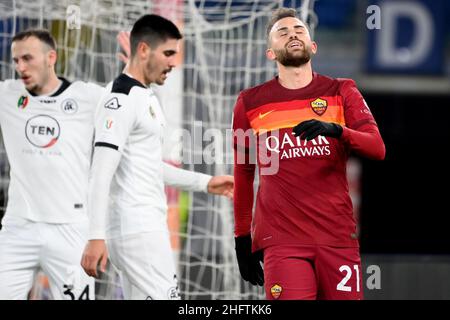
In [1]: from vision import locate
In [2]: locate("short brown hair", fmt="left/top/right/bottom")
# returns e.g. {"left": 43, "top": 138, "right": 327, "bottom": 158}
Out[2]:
{"left": 266, "top": 7, "right": 299, "bottom": 38}
{"left": 12, "top": 29, "right": 56, "bottom": 51}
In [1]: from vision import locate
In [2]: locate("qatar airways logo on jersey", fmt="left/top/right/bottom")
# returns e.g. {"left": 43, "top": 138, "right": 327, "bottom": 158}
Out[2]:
{"left": 266, "top": 132, "right": 331, "bottom": 160}
{"left": 233, "top": 129, "right": 332, "bottom": 175}
{"left": 25, "top": 115, "right": 60, "bottom": 148}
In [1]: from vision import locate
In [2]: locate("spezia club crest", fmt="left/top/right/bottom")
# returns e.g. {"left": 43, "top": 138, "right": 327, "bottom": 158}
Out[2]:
{"left": 61, "top": 99, "right": 78, "bottom": 114}
{"left": 167, "top": 274, "right": 180, "bottom": 300}
{"left": 149, "top": 105, "right": 156, "bottom": 119}
{"left": 310, "top": 98, "right": 328, "bottom": 116}
{"left": 17, "top": 95, "right": 29, "bottom": 109}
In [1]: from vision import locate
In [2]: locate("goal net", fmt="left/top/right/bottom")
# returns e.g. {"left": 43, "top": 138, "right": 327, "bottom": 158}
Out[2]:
{"left": 0, "top": 0, "right": 317, "bottom": 300}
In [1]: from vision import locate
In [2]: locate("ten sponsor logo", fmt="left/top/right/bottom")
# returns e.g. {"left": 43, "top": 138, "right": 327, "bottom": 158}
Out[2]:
{"left": 17, "top": 95, "right": 29, "bottom": 109}
{"left": 25, "top": 115, "right": 60, "bottom": 148}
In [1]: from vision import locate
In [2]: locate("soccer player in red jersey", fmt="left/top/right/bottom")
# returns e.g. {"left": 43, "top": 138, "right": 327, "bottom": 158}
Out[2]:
{"left": 232, "top": 7, "right": 385, "bottom": 300}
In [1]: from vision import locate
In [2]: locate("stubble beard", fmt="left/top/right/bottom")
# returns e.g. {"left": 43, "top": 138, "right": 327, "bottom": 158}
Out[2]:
{"left": 274, "top": 44, "right": 313, "bottom": 67}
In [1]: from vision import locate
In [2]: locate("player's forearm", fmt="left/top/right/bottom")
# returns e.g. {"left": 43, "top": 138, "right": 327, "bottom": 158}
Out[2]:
{"left": 341, "top": 123, "right": 386, "bottom": 160}
{"left": 163, "top": 162, "right": 211, "bottom": 192}
{"left": 233, "top": 162, "right": 255, "bottom": 237}
{"left": 87, "top": 147, "right": 121, "bottom": 239}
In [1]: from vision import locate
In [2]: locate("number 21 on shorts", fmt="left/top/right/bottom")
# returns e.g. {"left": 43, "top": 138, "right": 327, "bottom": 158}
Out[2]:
{"left": 336, "top": 265, "right": 360, "bottom": 292}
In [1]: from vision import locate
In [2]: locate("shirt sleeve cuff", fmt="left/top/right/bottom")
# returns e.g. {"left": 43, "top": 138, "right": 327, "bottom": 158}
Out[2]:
{"left": 197, "top": 173, "right": 212, "bottom": 193}
{"left": 88, "top": 229, "right": 106, "bottom": 240}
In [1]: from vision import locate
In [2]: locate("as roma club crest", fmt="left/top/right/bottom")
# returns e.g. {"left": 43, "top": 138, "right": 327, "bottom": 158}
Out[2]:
{"left": 270, "top": 284, "right": 282, "bottom": 299}
{"left": 310, "top": 98, "right": 328, "bottom": 116}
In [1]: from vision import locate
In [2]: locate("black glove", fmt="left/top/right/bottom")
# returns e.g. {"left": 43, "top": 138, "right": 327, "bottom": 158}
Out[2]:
{"left": 235, "top": 235, "right": 264, "bottom": 286}
{"left": 293, "top": 119, "right": 343, "bottom": 140}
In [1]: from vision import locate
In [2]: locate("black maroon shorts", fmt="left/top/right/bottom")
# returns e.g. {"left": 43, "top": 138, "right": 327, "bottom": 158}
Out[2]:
{"left": 263, "top": 244, "right": 363, "bottom": 300}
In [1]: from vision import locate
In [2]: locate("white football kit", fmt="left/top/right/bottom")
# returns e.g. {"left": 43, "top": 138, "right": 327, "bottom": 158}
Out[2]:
{"left": 90, "top": 74, "right": 211, "bottom": 300}
{"left": 0, "top": 78, "right": 103, "bottom": 299}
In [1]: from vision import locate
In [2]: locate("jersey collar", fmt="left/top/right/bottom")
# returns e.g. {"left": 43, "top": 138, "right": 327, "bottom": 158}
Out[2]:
{"left": 28, "top": 77, "right": 72, "bottom": 97}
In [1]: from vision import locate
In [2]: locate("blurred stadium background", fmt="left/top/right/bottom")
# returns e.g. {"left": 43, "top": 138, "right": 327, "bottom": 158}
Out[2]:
{"left": 0, "top": 0, "right": 450, "bottom": 300}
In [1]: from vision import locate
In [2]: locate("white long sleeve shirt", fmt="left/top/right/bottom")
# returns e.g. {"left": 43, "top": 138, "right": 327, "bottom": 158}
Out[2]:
{"left": 0, "top": 78, "right": 104, "bottom": 224}
{"left": 88, "top": 74, "right": 210, "bottom": 239}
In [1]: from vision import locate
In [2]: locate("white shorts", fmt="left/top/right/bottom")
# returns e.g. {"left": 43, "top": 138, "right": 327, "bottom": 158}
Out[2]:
{"left": 0, "top": 216, "right": 95, "bottom": 300}
{"left": 108, "top": 231, "right": 180, "bottom": 300}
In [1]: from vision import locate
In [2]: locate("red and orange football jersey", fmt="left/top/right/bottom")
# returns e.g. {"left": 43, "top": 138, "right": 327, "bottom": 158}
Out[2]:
{"left": 233, "top": 73, "right": 385, "bottom": 250}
